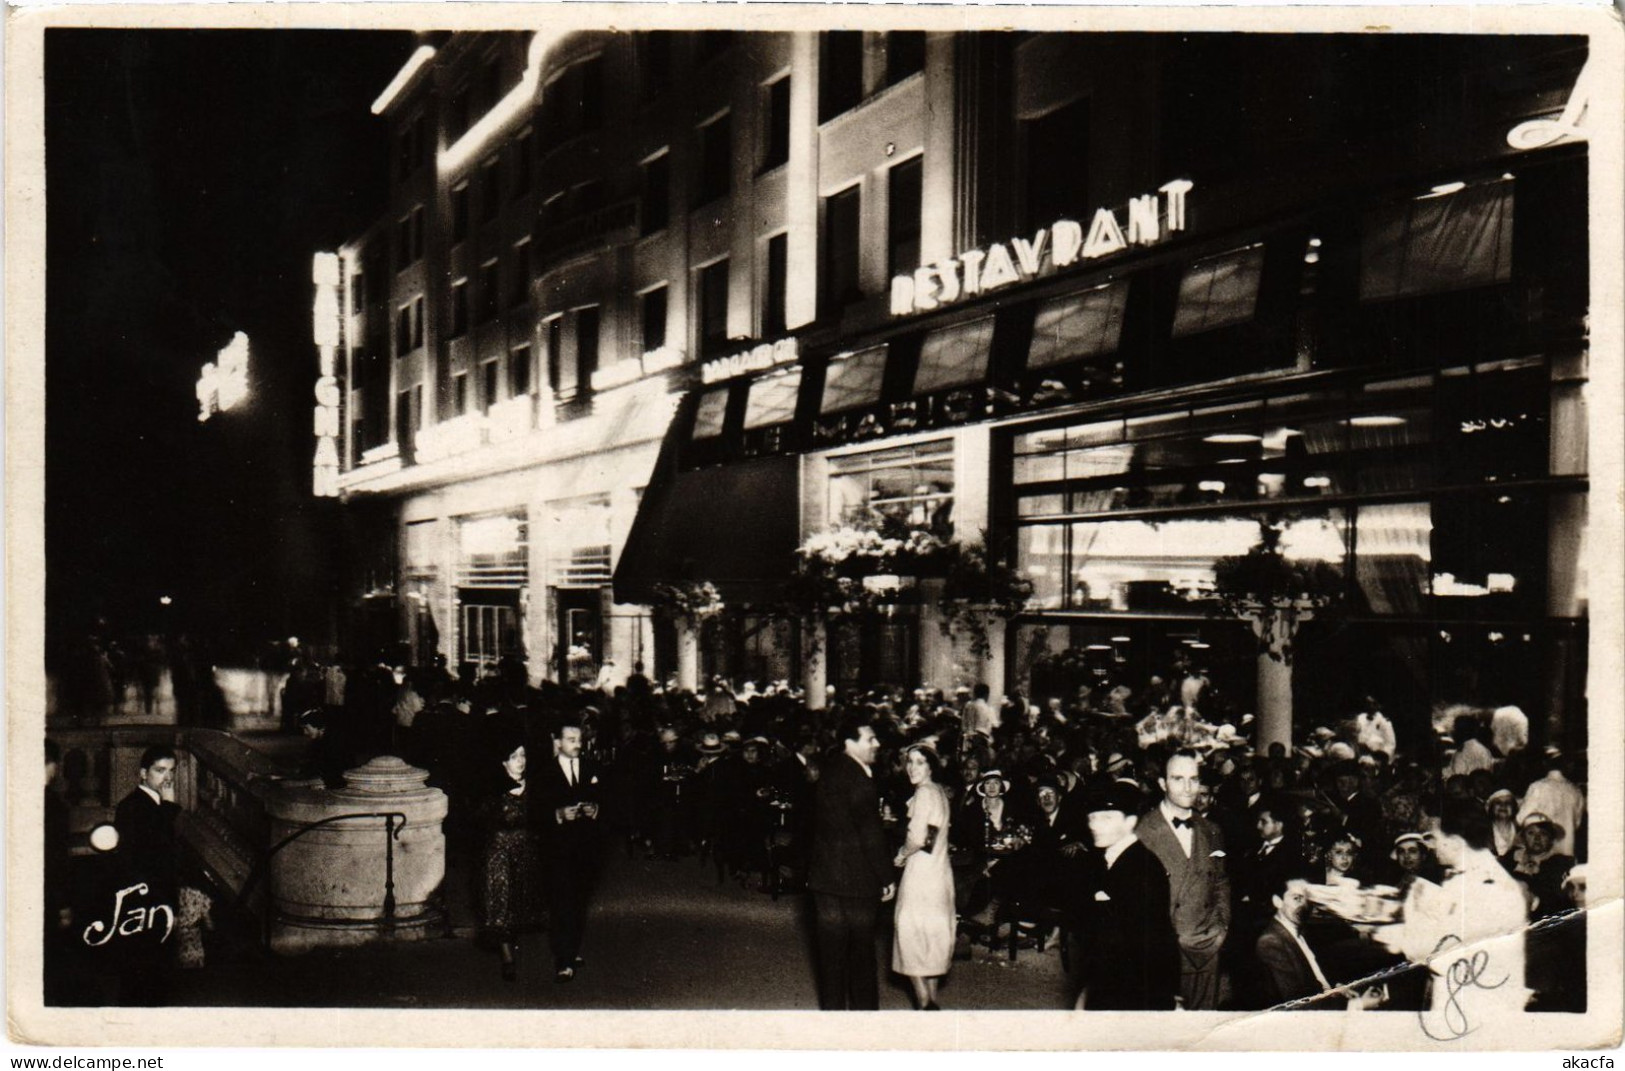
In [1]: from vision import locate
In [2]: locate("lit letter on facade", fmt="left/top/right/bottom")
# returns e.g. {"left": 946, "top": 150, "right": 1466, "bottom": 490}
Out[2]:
{"left": 934, "top": 260, "right": 961, "bottom": 303}
{"left": 311, "top": 252, "right": 343, "bottom": 497}
{"left": 1083, "top": 208, "right": 1127, "bottom": 260}
{"left": 891, "top": 275, "right": 916, "bottom": 316}
{"left": 1012, "top": 229, "right": 1048, "bottom": 276}
{"left": 979, "top": 243, "right": 1020, "bottom": 290}
{"left": 1051, "top": 220, "right": 1084, "bottom": 267}
{"left": 1160, "top": 178, "right": 1194, "bottom": 232}
{"left": 1127, "top": 195, "right": 1160, "bottom": 245}
{"left": 911, "top": 266, "right": 940, "bottom": 310}
{"left": 960, "top": 249, "right": 985, "bottom": 296}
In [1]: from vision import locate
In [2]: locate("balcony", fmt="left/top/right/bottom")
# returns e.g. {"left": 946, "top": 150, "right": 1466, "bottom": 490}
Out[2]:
{"left": 533, "top": 199, "right": 639, "bottom": 274}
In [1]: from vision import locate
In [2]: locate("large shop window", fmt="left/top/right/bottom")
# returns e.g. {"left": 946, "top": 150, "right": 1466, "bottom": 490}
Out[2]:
{"left": 913, "top": 316, "right": 995, "bottom": 394}
{"left": 828, "top": 440, "right": 954, "bottom": 533}
{"left": 1361, "top": 178, "right": 1514, "bottom": 302}
{"left": 1027, "top": 282, "right": 1129, "bottom": 369}
{"left": 1170, "top": 244, "right": 1265, "bottom": 338}
{"left": 457, "top": 512, "right": 529, "bottom": 588}
{"left": 744, "top": 369, "right": 802, "bottom": 429}
{"left": 821, "top": 345, "right": 889, "bottom": 414}
{"left": 692, "top": 386, "right": 731, "bottom": 440}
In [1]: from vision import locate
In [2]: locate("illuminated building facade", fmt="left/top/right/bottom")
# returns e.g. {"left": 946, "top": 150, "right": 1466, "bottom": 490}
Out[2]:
{"left": 330, "top": 29, "right": 1592, "bottom": 744}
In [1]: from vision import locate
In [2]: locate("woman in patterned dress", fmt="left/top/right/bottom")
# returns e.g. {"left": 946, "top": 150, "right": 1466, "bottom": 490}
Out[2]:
{"left": 477, "top": 736, "right": 543, "bottom": 981}
{"left": 891, "top": 744, "right": 955, "bottom": 1010}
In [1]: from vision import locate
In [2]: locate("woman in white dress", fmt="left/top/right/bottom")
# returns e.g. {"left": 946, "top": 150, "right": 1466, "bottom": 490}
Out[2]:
{"left": 892, "top": 744, "right": 955, "bottom": 1010}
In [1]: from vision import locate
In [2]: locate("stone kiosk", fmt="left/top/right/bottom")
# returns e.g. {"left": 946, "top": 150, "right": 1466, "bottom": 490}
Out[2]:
{"left": 265, "top": 756, "right": 447, "bottom": 953}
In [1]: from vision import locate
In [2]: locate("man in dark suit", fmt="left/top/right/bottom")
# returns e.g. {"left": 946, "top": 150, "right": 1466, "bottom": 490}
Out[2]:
{"left": 1137, "top": 748, "right": 1231, "bottom": 1009}
{"left": 1074, "top": 781, "right": 1178, "bottom": 1010}
{"left": 807, "top": 715, "right": 895, "bottom": 1010}
{"left": 113, "top": 745, "right": 182, "bottom": 898}
{"left": 537, "top": 716, "right": 603, "bottom": 982}
{"left": 1252, "top": 875, "right": 1349, "bottom": 1010}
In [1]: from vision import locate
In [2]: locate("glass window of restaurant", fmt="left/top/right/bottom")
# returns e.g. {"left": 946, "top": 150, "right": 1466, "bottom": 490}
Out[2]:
{"left": 828, "top": 439, "right": 954, "bottom": 535}
{"left": 1005, "top": 358, "right": 1583, "bottom": 739}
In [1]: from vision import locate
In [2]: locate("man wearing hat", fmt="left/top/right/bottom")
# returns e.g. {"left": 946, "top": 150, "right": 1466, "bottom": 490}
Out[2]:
{"left": 1517, "top": 750, "right": 1584, "bottom": 858}
{"left": 1137, "top": 748, "right": 1231, "bottom": 1010}
{"left": 1073, "top": 781, "right": 1178, "bottom": 1010}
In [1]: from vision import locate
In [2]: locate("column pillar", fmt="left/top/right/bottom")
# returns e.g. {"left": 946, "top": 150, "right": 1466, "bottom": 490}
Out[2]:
{"left": 803, "top": 619, "right": 828, "bottom": 710}
{"left": 675, "top": 620, "right": 700, "bottom": 693}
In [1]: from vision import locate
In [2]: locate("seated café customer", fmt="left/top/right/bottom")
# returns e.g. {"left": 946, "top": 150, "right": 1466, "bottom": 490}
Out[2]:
{"left": 1252, "top": 875, "right": 1347, "bottom": 1010}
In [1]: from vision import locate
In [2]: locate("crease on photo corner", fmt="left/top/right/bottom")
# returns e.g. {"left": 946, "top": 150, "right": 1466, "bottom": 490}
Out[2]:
{"left": 1206, "top": 901, "right": 1619, "bottom": 1047}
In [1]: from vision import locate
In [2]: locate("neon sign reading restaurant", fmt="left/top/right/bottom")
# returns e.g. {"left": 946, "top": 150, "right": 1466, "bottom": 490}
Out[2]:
{"left": 890, "top": 179, "right": 1194, "bottom": 317}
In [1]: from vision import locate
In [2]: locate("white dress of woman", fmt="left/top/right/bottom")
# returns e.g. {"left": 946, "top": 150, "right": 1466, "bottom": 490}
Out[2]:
{"left": 892, "top": 747, "right": 956, "bottom": 1009}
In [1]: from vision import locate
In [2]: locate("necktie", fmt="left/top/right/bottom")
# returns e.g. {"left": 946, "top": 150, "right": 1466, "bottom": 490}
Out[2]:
{"left": 1172, "top": 816, "right": 1191, "bottom": 829}
{"left": 569, "top": 758, "right": 577, "bottom": 787}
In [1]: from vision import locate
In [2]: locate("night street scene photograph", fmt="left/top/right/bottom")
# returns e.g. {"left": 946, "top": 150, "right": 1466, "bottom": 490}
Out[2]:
{"left": 14, "top": 4, "right": 1621, "bottom": 1052}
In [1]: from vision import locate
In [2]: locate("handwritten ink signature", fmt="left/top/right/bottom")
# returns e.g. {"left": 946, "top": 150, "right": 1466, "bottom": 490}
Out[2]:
{"left": 1419, "top": 934, "right": 1509, "bottom": 1041}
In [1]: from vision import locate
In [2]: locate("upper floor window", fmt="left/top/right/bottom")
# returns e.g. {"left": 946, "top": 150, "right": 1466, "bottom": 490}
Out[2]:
{"left": 764, "top": 233, "right": 788, "bottom": 338}
{"left": 451, "top": 184, "right": 470, "bottom": 244}
{"left": 761, "top": 75, "right": 791, "bottom": 173}
{"left": 510, "top": 238, "right": 532, "bottom": 307}
{"left": 480, "top": 159, "right": 501, "bottom": 222}
{"left": 576, "top": 306, "right": 601, "bottom": 388}
{"left": 697, "top": 259, "right": 730, "bottom": 358}
{"left": 641, "top": 152, "right": 670, "bottom": 235}
{"left": 887, "top": 156, "right": 923, "bottom": 278}
{"left": 1361, "top": 178, "right": 1515, "bottom": 302}
{"left": 450, "top": 279, "right": 469, "bottom": 337}
{"left": 481, "top": 358, "right": 500, "bottom": 412}
{"left": 478, "top": 260, "right": 500, "bottom": 323}
{"left": 819, "top": 32, "right": 864, "bottom": 122}
{"left": 641, "top": 285, "right": 669, "bottom": 352}
{"left": 512, "top": 131, "right": 533, "bottom": 198}
{"left": 510, "top": 343, "right": 532, "bottom": 397}
{"left": 1023, "top": 96, "right": 1090, "bottom": 233}
{"left": 821, "top": 184, "right": 863, "bottom": 316}
{"left": 885, "top": 32, "right": 925, "bottom": 85}
{"left": 640, "top": 33, "right": 673, "bottom": 101}
{"left": 695, "top": 113, "right": 731, "bottom": 207}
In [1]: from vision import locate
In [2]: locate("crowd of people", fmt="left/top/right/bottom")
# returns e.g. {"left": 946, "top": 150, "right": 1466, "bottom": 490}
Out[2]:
{"left": 276, "top": 649, "right": 1588, "bottom": 1015}
{"left": 44, "top": 635, "right": 1589, "bottom": 1014}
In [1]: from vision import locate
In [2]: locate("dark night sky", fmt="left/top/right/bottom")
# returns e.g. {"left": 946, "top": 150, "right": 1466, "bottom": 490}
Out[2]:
{"left": 45, "top": 29, "right": 415, "bottom": 655}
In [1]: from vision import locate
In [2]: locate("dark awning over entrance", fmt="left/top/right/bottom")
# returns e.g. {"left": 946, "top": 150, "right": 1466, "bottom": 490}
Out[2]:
{"left": 614, "top": 398, "right": 800, "bottom": 608}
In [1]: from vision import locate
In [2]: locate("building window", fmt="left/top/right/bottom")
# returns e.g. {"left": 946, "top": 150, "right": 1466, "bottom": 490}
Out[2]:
{"left": 697, "top": 259, "right": 730, "bottom": 358}
{"left": 396, "top": 304, "right": 412, "bottom": 357}
{"left": 762, "top": 75, "right": 791, "bottom": 172}
{"left": 481, "top": 358, "right": 500, "bottom": 411}
{"left": 886, "top": 32, "right": 925, "bottom": 85}
{"left": 411, "top": 205, "right": 425, "bottom": 262}
{"left": 449, "top": 88, "right": 472, "bottom": 142}
{"left": 744, "top": 369, "right": 802, "bottom": 429}
{"left": 641, "top": 152, "right": 670, "bottom": 235}
{"left": 452, "top": 371, "right": 469, "bottom": 414}
{"left": 764, "top": 233, "right": 788, "bottom": 337}
{"left": 396, "top": 215, "right": 412, "bottom": 271}
{"left": 640, "top": 33, "right": 673, "bottom": 101}
{"left": 1361, "top": 178, "right": 1515, "bottom": 302}
{"left": 580, "top": 55, "right": 605, "bottom": 132}
{"left": 575, "top": 180, "right": 605, "bottom": 215}
{"left": 692, "top": 386, "right": 730, "bottom": 440}
{"left": 1171, "top": 243, "right": 1266, "bottom": 338}
{"left": 396, "top": 121, "right": 416, "bottom": 181}
{"left": 510, "top": 343, "right": 532, "bottom": 397}
{"left": 413, "top": 295, "right": 425, "bottom": 349}
{"left": 510, "top": 239, "right": 531, "bottom": 306}
{"left": 480, "top": 159, "right": 501, "bottom": 222}
{"left": 887, "top": 156, "right": 923, "bottom": 278}
{"left": 512, "top": 131, "right": 532, "bottom": 198}
{"left": 914, "top": 316, "right": 995, "bottom": 394}
{"left": 546, "top": 317, "right": 563, "bottom": 392}
{"left": 576, "top": 306, "right": 600, "bottom": 388}
{"left": 450, "top": 279, "right": 469, "bottom": 337}
{"left": 451, "top": 183, "right": 470, "bottom": 244}
{"left": 819, "top": 32, "right": 864, "bottom": 122}
{"left": 1027, "top": 282, "right": 1129, "bottom": 369}
{"left": 695, "top": 113, "right": 732, "bottom": 208}
{"left": 828, "top": 439, "right": 954, "bottom": 532}
{"left": 641, "top": 285, "right": 668, "bottom": 352}
{"left": 821, "top": 184, "right": 863, "bottom": 316}
{"left": 820, "top": 344, "right": 888, "bottom": 414}
{"left": 479, "top": 57, "right": 503, "bottom": 117}
{"left": 1023, "top": 97, "right": 1090, "bottom": 233}
{"left": 478, "top": 260, "right": 500, "bottom": 322}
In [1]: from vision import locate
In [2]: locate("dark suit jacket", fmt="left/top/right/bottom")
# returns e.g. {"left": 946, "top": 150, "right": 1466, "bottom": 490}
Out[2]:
{"left": 113, "top": 788, "right": 180, "bottom": 890}
{"left": 1138, "top": 804, "right": 1231, "bottom": 953}
{"left": 1253, "top": 919, "right": 1345, "bottom": 1010}
{"left": 534, "top": 753, "right": 604, "bottom": 853}
{"left": 807, "top": 753, "right": 891, "bottom": 899}
{"left": 1077, "top": 839, "right": 1179, "bottom": 1010}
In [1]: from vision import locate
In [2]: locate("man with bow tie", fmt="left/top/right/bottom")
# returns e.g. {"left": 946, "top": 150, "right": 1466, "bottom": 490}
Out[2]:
{"left": 539, "top": 716, "right": 603, "bottom": 982}
{"left": 1137, "top": 749, "right": 1231, "bottom": 1009}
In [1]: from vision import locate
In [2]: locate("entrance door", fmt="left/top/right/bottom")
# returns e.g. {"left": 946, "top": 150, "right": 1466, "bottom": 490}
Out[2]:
{"left": 556, "top": 588, "right": 601, "bottom": 685}
{"left": 458, "top": 587, "right": 523, "bottom": 683}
